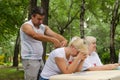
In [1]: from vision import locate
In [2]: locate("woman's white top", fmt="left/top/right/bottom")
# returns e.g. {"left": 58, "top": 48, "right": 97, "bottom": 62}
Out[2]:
{"left": 82, "top": 51, "right": 103, "bottom": 71}
{"left": 40, "top": 47, "right": 73, "bottom": 79}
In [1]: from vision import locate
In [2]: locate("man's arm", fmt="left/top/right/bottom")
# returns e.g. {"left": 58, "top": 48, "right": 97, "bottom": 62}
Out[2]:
{"left": 21, "top": 24, "right": 61, "bottom": 48}
{"left": 45, "top": 25, "right": 68, "bottom": 47}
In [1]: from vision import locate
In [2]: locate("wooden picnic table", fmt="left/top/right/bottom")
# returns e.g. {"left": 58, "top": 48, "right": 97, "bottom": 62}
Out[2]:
{"left": 50, "top": 70, "right": 120, "bottom": 80}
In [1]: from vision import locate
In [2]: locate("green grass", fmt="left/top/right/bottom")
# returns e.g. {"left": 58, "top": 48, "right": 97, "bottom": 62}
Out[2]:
{"left": 0, "top": 67, "right": 24, "bottom": 80}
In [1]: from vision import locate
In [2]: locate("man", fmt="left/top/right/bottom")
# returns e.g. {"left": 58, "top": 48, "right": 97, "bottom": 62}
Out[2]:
{"left": 20, "top": 6, "right": 67, "bottom": 80}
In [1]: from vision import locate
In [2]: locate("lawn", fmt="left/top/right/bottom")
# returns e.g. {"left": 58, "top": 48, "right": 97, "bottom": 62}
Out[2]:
{"left": 0, "top": 66, "right": 24, "bottom": 80}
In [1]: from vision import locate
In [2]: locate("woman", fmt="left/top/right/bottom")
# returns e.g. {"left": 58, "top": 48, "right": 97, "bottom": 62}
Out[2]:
{"left": 82, "top": 36, "right": 120, "bottom": 71}
{"left": 40, "top": 36, "right": 88, "bottom": 80}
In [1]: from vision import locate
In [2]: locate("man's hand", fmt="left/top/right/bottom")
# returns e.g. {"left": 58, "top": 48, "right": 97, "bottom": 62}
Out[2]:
{"left": 52, "top": 38, "right": 61, "bottom": 48}
{"left": 61, "top": 40, "right": 68, "bottom": 47}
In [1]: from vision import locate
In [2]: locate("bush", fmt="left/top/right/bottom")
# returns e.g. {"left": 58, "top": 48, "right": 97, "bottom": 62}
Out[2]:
{"left": 0, "top": 55, "right": 4, "bottom": 65}
{"left": 100, "top": 52, "right": 110, "bottom": 64}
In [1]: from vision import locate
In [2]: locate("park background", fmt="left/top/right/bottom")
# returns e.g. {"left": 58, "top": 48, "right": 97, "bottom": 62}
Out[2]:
{"left": 0, "top": 0, "right": 120, "bottom": 80}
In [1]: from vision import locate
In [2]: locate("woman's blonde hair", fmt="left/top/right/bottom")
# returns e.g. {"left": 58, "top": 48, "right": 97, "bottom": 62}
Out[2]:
{"left": 84, "top": 36, "right": 96, "bottom": 45}
{"left": 68, "top": 36, "right": 88, "bottom": 54}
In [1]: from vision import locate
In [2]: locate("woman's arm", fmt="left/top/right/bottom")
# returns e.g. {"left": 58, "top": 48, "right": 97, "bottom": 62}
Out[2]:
{"left": 76, "top": 60, "right": 85, "bottom": 72}
{"left": 55, "top": 53, "right": 87, "bottom": 74}
{"left": 87, "top": 63, "right": 120, "bottom": 71}
{"left": 55, "top": 57, "right": 81, "bottom": 74}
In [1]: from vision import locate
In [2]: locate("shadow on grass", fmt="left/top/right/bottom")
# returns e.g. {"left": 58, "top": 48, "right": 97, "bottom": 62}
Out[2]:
{"left": 0, "top": 66, "right": 24, "bottom": 80}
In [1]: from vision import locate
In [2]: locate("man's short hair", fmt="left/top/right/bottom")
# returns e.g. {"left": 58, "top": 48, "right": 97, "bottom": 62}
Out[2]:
{"left": 31, "top": 6, "right": 45, "bottom": 16}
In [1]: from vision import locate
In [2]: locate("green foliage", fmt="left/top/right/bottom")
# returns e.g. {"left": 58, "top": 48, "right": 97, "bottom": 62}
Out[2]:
{"left": 0, "top": 0, "right": 29, "bottom": 63}
{"left": 0, "top": 36, "right": 16, "bottom": 63}
{"left": 100, "top": 50, "right": 119, "bottom": 64}
{"left": 84, "top": 0, "right": 120, "bottom": 63}
{"left": 100, "top": 52, "right": 110, "bottom": 64}
{"left": 0, "top": 0, "right": 120, "bottom": 64}
{"left": 0, "top": 55, "right": 4, "bottom": 65}
{"left": 47, "top": 0, "right": 120, "bottom": 63}
{"left": 0, "top": 0, "right": 29, "bottom": 41}
{"left": 49, "top": 0, "right": 80, "bottom": 40}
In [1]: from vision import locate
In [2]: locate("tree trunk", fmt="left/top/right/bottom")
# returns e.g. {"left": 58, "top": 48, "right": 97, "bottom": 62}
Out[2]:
{"left": 12, "top": 31, "right": 20, "bottom": 67}
{"left": 41, "top": 0, "right": 49, "bottom": 63}
{"left": 80, "top": 0, "right": 85, "bottom": 38}
{"left": 28, "top": 0, "right": 37, "bottom": 20}
{"left": 110, "top": 0, "right": 119, "bottom": 63}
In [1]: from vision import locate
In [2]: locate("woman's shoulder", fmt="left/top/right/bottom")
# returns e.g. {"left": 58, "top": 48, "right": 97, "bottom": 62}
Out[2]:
{"left": 50, "top": 47, "right": 65, "bottom": 57}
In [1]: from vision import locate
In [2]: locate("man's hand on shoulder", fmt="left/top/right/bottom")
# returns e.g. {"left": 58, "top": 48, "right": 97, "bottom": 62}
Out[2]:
{"left": 61, "top": 40, "right": 68, "bottom": 47}
{"left": 51, "top": 38, "right": 61, "bottom": 48}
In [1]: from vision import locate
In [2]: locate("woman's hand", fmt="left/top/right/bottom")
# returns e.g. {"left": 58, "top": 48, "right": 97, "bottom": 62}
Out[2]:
{"left": 77, "top": 52, "right": 87, "bottom": 60}
{"left": 105, "top": 63, "right": 119, "bottom": 70}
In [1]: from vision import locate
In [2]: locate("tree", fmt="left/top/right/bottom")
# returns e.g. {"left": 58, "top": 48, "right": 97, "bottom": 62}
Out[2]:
{"left": 28, "top": 0, "right": 37, "bottom": 20}
{"left": 0, "top": 0, "right": 119, "bottom": 66}
{"left": 0, "top": 0, "right": 29, "bottom": 67}
{"left": 80, "top": 0, "right": 85, "bottom": 38}
{"left": 12, "top": 0, "right": 30, "bottom": 67}
{"left": 13, "top": 31, "right": 20, "bottom": 66}
{"left": 41, "top": 0, "right": 50, "bottom": 63}
{"left": 110, "top": 0, "right": 119, "bottom": 63}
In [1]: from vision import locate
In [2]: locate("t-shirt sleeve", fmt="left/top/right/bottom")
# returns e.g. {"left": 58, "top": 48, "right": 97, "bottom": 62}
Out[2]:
{"left": 95, "top": 53, "right": 103, "bottom": 66}
{"left": 53, "top": 49, "right": 65, "bottom": 58}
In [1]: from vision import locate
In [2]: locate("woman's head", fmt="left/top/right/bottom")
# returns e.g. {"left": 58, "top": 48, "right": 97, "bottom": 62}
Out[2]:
{"left": 84, "top": 36, "right": 96, "bottom": 54}
{"left": 68, "top": 36, "right": 88, "bottom": 56}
